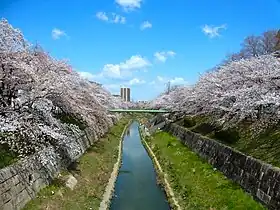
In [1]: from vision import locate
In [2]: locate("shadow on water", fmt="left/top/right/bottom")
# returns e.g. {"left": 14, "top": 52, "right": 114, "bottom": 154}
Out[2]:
{"left": 119, "top": 170, "right": 132, "bottom": 174}
{"left": 110, "top": 121, "right": 170, "bottom": 210}
{"left": 126, "top": 128, "right": 130, "bottom": 136}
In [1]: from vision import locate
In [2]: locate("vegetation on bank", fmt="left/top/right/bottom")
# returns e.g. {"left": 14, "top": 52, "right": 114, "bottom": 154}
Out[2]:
{"left": 139, "top": 125, "right": 181, "bottom": 210}
{"left": 23, "top": 118, "right": 129, "bottom": 210}
{"left": 147, "top": 131, "right": 266, "bottom": 210}
{"left": 1, "top": 19, "right": 134, "bottom": 166}
{"left": 0, "top": 143, "right": 18, "bottom": 169}
{"left": 149, "top": 29, "right": 280, "bottom": 172}
{"left": 178, "top": 115, "right": 280, "bottom": 167}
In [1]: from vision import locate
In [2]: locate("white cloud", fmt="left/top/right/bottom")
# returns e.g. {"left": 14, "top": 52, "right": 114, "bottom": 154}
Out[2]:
{"left": 120, "top": 55, "right": 150, "bottom": 70}
{"left": 112, "top": 13, "right": 126, "bottom": 24}
{"left": 95, "top": 55, "right": 151, "bottom": 79}
{"left": 201, "top": 24, "right": 227, "bottom": 38}
{"left": 140, "top": 21, "right": 152, "bottom": 30}
{"left": 103, "top": 83, "right": 120, "bottom": 92}
{"left": 154, "top": 52, "right": 166, "bottom": 62}
{"left": 78, "top": 71, "right": 98, "bottom": 80}
{"left": 167, "top": 51, "right": 176, "bottom": 56}
{"left": 154, "top": 51, "right": 176, "bottom": 63}
{"left": 170, "top": 77, "right": 186, "bottom": 85}
{"left": 51, "top": 28, "right": 67, "bottom": 40}
{"left": 103, "top": 78, "right": 145, "bottom": 93}
{"left": 96, "top": 12, "right": 109, "bottom": 21}
{"left": 150, "top": 76, "right": 187, "bottom": 86}
{"left": 116, "top": 0, "right": 142, "bottom": 11}
{"left": 96, "top": 12, "right": 126, "bottom": 24}
{"left": 157, "top": 76, "right": 165, "bottom": 82}
{"left": 128, "top": 78, "right": 146, "bottom": 85}
{"left": 103, "top": 64, "right": 122, "bottom": 78}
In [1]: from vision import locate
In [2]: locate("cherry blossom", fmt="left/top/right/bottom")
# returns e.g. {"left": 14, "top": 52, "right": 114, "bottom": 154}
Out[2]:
{"left": 150, "top": 55, "right": 280, "bottom": 131}
{"left": 0, "top": 19, "right": 130, "bottom": 157}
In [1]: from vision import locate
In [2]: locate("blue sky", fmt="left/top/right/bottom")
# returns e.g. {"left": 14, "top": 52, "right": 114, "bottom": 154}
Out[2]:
{"left": 1, "top": 0, "right": 280, "bottom": 100}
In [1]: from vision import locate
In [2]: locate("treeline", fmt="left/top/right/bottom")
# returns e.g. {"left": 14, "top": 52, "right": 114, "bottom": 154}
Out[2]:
{"left": 163, "top": 29, "right": 280, "bottom": 93}
{"left": 0, "top": 19, "right": 132, "bottom": 161}
{"left": 150, "top": 28, "right": 280, "bottom": 133}
{"left": 224, "top": 29, "right": 280, "bottom": 63}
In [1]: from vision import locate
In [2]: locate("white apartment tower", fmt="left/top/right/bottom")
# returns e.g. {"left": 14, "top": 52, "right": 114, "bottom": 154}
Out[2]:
{"left": 120, "top": 87, "right": 131, "bottom": 102}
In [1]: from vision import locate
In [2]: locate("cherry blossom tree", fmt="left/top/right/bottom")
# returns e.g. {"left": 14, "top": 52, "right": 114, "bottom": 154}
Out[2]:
{"left": 150, "top": 55, "right": 280, "bottom": 132}
{"left": 0, "top": 19, "right": 128, "bottom": 158}
{"left": 0, "top": 18, "right": 29, "bottom": 52}
{"left": 223, "top": 30, "right": 278, "bottom": 64}
{"left": 261, "top": 30, "right": 278, "bottom": 54}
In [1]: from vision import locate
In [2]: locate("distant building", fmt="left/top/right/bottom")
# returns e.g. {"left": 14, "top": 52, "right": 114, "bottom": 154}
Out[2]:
{"left": 137, "top": 100, "right": 148, "bottom": 104}
{"left": 120, "top": 87, "right": 131, "bottom": 102}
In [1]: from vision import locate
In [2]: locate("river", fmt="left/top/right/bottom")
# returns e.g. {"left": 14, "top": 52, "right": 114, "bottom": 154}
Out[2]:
{"left": 110, "top": 121, "right": 170, "bottom": 210}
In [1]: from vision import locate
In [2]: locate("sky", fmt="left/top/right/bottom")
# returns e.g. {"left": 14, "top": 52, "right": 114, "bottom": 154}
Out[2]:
{"left": 1, "top": 0, "right": 280, "bottom": 100}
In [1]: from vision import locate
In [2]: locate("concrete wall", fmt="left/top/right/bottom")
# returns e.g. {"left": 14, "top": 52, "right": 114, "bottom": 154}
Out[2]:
{"left": 151, "top": 116, "right": 280, "bottom": 209}
{"left": 0, "top": 129, "right": 94, "bottom": 210}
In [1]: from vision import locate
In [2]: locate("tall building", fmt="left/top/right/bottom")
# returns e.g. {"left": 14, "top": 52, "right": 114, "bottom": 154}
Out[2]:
{"left": 120, "top": 87, "right": 131, "bottom": 102}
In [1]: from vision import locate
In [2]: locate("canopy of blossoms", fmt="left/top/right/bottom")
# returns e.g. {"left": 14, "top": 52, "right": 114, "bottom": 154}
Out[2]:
{"left": 0, "top": 19, "right": 133, "bottom": 157}
{"left": 149, "top": 55, "right": 280, "bottom": 131}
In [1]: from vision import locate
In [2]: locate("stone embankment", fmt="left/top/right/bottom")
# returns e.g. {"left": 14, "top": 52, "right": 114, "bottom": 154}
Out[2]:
{"left": 1, "top": 126, "right": 108, "bottom": 210}
{"left": 150, "top": 115, "right": 280, "bottom": 210}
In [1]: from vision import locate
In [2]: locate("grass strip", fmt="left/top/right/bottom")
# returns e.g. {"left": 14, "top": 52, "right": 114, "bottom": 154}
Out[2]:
{"left": 99, "top": 120, "right": 132, "bottom": 210}
{"left": 139, "top": 125, "right": 181, "bottom": 210}
{"left": 23, "top": 118, "right": 129, "bottom": 210}
{"left": 146, "top": 131, "right": 266, "bottom": 210}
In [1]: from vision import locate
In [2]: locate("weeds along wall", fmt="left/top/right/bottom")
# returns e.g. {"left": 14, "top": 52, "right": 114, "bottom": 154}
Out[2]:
{"left": 0, "top": 128, "right": 95, "bottom": 210}
{"left": 150, "top": 115, "right": 280, "bottom": 210}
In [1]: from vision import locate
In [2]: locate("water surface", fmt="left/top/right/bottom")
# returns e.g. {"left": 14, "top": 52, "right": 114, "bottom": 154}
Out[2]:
{"left": 110, "top": 121, "right": 170, "bottom": 210}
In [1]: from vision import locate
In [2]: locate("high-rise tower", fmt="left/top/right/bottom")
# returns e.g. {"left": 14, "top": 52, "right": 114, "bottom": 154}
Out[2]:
{"left": 120, "top": 87, "right": 131, "bottom": 102}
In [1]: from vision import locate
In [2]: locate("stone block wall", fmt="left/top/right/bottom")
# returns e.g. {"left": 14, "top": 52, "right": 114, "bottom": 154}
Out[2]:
{"left": 152, "top": 115, "right": 280, "bottom": 209}
{"left": 0, "top": 128, "right": 94, "bottom": 210}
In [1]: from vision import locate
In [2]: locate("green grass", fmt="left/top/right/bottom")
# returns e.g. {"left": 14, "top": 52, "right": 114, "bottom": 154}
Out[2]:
{"left": 233, "top": 126, "right": 280, "bottom": 167}
{"left": 0, "top": 143, "right": 18, "bottom": 169}
{"left": 23, "top": 118, "right": 129, "bottom": 210}
{"left": 53, "top": 112, "right": 87, "bottom": 130}
{"left": 108, "top": 109, "right": 169, "bottom": 113}
{"left": 178, "top": 115, "right": 280, "bottom": 168}
{"left": 147, "top": 131, "right": 266, "bottom": 210}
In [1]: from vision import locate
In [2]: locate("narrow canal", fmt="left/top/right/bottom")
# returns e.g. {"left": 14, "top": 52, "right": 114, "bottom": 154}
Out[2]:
{"left": 110, "top": 121, "right": 170, "bottom": 210}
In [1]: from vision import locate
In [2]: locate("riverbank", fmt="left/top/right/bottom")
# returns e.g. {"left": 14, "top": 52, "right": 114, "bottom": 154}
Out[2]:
{"left": 146, "top": 131, "right": 266, "bottom": 210}
{"left": 23, "top": 118, "right": 129, "bottom": 210}
{"left": 99, "top": 120, "right": 131, "bottom": 210}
